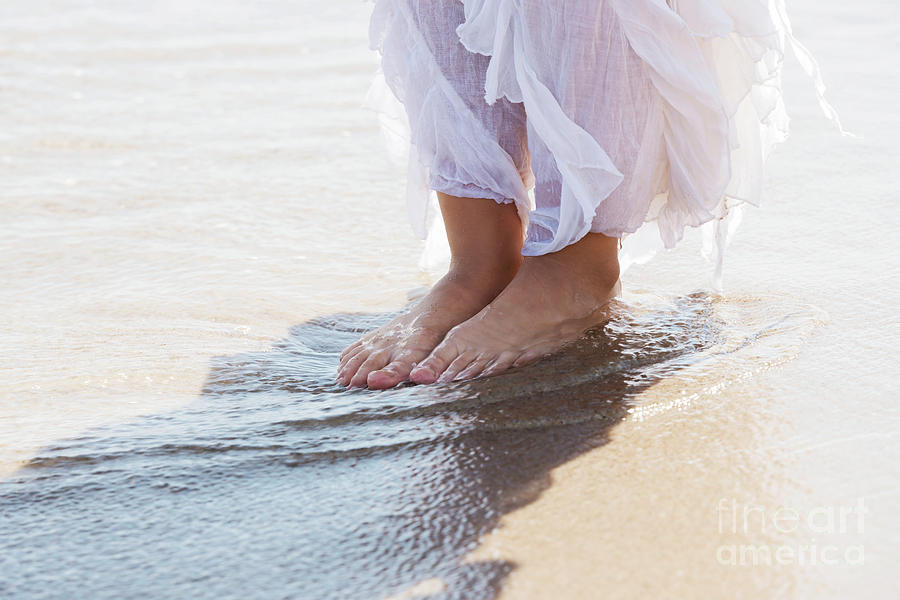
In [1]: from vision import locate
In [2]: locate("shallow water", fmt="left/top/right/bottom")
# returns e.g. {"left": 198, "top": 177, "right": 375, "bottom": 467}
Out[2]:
{"left": 2, "top": 0, "right": 899, "bottom": 598}
{"left": 1, "top": 293, "right": 826, "bottom": 599}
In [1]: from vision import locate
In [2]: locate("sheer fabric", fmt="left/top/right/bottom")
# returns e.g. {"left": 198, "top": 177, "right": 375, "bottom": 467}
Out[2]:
{"left": 366, "top": 0, "right": 843, "bottom": 287}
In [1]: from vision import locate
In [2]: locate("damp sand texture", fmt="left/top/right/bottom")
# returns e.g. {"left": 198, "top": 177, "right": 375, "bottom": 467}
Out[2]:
{"left": 1, "top": 0, "right": 899, "bottom": 599}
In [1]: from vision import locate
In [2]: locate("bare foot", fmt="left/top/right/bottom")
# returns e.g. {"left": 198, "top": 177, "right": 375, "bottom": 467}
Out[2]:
{"left": 338, "top": 193, "right": 525, "bottom": 389}
{"left": 337, "top": 264, "right": 519, "bottom": 388}
{"left": 408, "top": 234, "right": 621, "bottom": 384}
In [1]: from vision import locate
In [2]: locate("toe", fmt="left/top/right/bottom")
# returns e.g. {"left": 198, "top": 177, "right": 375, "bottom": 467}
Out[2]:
{"left": 512, "top": 350, "right": 544, "bottom": 369}
{"left": 481, "top": 351, "right": 519, "bottom": 378}
{"left": 366, "top": 360, "right": 414, "bottom": 390}
{"left": 410, "top": 339, "right": 461, "bottom": 385}
{"left": 453, "top": 356, "right": 491, "bottom": 381}
{"left": 349, "top": 350, "right": 391, "bottom": 388}
{"left": 338, "top": 349, "right": 370, "bottom": 386}
{"left": 339, "top": 343, "right": 368, "bottom": 371}
{"left": 437, "top": 353, "right": 476, "bottom": 383}
{"left": 339, "top": 339, "right": 363, "bottom": 362}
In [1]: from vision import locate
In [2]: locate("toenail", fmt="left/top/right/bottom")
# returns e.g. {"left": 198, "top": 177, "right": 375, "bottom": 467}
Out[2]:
{"left": 411, "top": 366, "right": 436, "bottom": 383}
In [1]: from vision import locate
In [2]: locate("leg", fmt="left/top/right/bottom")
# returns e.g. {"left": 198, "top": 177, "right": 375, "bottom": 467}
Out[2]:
{"left": 408, "top": 1, "right": 651, "bottom": 383}
{"left": 338, "top": 195, "right": 522, "bottom": 388}
{"left": 341, "top": 0, "right": 531, "bottom": 388}
{"left": 409, "top": 233, "right": 620, "bottom": 384}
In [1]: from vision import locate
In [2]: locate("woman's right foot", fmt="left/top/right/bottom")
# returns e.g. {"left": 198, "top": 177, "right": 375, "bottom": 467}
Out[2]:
{"left": 337, "top": 260, "right": 520, "bottom": 389}
{"left": 409, "top": 233, "right": 621, "bottom": 385}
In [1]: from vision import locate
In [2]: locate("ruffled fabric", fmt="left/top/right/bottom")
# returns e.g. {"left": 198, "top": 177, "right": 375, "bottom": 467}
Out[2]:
{"left": 366, "top": 0, "right": 845, "bottom": 288}
{"left": 367, "top": 0, "right": 533, "bottom": 237}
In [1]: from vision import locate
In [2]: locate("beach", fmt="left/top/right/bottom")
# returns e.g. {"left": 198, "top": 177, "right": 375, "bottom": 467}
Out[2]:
{"left": 1, "top": 0, "right": 898, "bottom": 598}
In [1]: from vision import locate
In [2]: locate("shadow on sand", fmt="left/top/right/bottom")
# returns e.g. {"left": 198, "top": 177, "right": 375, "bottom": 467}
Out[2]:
{"left": 1, "top": 294, "right": 725, "bottom": 600}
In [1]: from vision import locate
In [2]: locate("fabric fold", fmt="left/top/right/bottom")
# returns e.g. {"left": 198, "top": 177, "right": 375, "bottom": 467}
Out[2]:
{"left": 366, "top": 0, "right": 845, "bottom": 287}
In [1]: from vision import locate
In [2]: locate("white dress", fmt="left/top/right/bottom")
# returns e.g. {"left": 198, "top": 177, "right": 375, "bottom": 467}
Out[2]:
{"left": 366, "top": 0, "right": 843, "bottom": 287}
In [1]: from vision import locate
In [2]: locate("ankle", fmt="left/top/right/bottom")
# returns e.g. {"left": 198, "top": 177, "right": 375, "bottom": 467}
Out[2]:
{"left": 525, "top": 241, "right": 619, "bottom": 300}
{"left": 588, "top": 254, "right": 620, "bottom": 293}
{"left": 442, "top": 254, "right": 521, "bottom": 300}
{"left": 563, "top": 233, "right": 619, "bottom": 290}
{"left": 448, "top": 252, "right": 521, "bottom": 281}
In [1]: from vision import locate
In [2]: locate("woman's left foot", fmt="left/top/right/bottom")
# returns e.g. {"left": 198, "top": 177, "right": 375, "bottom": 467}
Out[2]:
{"left": 409, "top": 234, "right": 621, "bottom": 384}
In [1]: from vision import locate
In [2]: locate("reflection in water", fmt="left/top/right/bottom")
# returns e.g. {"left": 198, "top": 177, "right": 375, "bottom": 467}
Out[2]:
{"left": 0, "top": 293, "right": 821, "bottom": 599}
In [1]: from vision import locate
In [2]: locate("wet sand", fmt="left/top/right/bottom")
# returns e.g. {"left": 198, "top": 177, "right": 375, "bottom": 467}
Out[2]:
{"left": 1, "top": 0, "right": 899, "bottom": 598}
{"left": 457, "top": 3, "right": 900, "bottom": 594}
